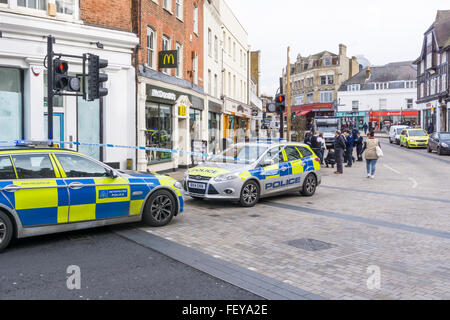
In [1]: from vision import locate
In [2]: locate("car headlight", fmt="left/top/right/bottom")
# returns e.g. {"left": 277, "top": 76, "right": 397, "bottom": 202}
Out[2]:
{"left": 442, "top": 142, "right": 449, "bottom": 148}
{"left": 213, "top": 173, "right": 239, "bottom": 182}
{"left": 174, "top": 181, "right": 183, "bottom": 190}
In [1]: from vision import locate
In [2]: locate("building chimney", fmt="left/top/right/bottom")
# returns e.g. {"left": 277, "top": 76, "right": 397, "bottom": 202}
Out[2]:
{"left": 365, "top": 66, "right": 371, "bottom": 79}
{"left": 339, "top": 44, "right": 347, "bottom": 57}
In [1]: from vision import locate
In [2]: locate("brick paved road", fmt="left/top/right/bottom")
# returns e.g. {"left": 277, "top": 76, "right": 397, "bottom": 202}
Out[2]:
{"left": 149, "top": 140, "right": 450, "bottom": 299}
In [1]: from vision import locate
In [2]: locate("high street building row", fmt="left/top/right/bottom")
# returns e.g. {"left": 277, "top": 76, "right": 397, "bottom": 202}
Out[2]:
{"left": 0, "top": 0, "right": 263, "bottom": 172}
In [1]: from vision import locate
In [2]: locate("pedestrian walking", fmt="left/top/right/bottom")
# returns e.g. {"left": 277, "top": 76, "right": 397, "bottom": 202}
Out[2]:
{"left": 334, "top": 130, "right": 346, "bottom": 175}
{"left": 319, "top": 133, "right": 326, "bottom": 164}
{"left": 361, "top": 131, "right": 382, "bottom": 179}
{"left": 344, "top": 131, "right": 354, "bottom": 167}
{"left": 355, "top": 132, "right": 364, "bottom": 161}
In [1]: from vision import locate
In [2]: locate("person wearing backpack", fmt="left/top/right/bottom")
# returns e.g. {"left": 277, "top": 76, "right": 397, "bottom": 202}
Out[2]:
{"left": 361, "top": 131, "right": 382, "bottom": 179}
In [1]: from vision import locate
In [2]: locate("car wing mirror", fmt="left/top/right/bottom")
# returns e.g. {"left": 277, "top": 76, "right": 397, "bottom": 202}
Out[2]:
{"left": 260, "top": 159, "right": 275, "bottom": 167}
{"left": 107, "top": 169, "right": 118, "bottom": 179}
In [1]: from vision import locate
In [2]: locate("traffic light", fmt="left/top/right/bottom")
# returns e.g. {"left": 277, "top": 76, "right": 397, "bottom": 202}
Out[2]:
{"left": 88, "top": 54, "right": 108, "bottom": 100}
{"left": 53, "top": 59, "right": 80, "bottom": 92}
{"left": 275, "top": 94, "right": 286, "bottom": 113}
{"left": 292, "top": 112, "right": 297, "bottom": 119}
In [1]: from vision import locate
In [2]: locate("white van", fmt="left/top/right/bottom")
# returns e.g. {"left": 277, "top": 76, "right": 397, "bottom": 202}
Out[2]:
{"left": 389, "top": 125, "right": 409, "bottom": 144}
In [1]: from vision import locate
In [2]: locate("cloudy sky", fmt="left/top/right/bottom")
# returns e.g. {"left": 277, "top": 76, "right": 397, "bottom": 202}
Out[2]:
{"left": 226, "top": 0, "right": 449, "bottom": 96}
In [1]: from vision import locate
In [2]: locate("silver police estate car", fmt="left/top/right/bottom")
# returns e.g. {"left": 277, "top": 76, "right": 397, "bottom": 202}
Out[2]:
{"left": 183, "top": 142, "right": 321, "bottom": 207}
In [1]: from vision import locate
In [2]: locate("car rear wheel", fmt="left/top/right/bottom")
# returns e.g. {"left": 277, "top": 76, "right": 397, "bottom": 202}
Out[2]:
{"left": 0, "top": 211, "right": 13, "bottom": 253}
{"left": 239, "top": 181, "right": 260, "bottom": 207}
{"left": 437, "top": 147, "right": 443, "bottom": 155}
{"left": 389, "top": 138, "right": 393, "bottom": 144}
{"left": 143, "top": 190, "right": 176, "bottom": 227}
{"left": 301, "top": 174, "right": 317, "bottom": 197}
{"left": 427, "top": 145, "right": 432, "bottom": 153}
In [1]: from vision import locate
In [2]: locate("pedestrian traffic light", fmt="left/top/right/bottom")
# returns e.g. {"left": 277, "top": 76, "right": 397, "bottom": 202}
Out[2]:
{"left": 88, "top": 54, "right": 108, "bottom": 100}
{"left": 53, "top": 59, "right": 80, "bottom": 92}
{"left": 292, "top": 112, "right": 297, "bottom": 119}
{"left": 275, "top": 94, "right": 286, "bottom": 113}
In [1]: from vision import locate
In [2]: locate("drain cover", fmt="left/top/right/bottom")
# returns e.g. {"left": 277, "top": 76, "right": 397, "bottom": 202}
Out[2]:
{"left": 286, "top": 238, "right": 336, "bottom": 252}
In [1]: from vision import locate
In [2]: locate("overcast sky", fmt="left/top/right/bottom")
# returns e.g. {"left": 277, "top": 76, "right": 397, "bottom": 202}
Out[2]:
{"left": 226, "top": 0, "right": 449, "bottom": 96}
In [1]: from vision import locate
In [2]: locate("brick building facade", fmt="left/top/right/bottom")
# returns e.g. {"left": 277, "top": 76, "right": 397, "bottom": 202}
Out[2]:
{"left": 134, "top": 0, "right": 206, "bottom": 172}
{"left": 80, "top": 0, "right": 134, "bottom": 32}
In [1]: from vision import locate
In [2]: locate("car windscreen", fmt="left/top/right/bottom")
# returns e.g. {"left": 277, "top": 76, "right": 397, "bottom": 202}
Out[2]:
{"left": 409, "top": 130, "right": 427, "bottom": 137}
{"left": 209, "top": 145, "right": 268, "bottom": 164}
{"left": 439, "top": 133, "right": 450, "bottom": 140}
{"left": 318, "top": 127, "right": 336, "bottom": 133}
{"left": 396, "top": 129, "right": 404, "bottom": 134}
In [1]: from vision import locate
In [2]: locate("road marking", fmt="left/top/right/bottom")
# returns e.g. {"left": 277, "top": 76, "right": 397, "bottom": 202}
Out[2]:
{"left": 409, "top": 177, "right": 418, "bottom": 189}
{"left": 384, "top": 164, "right": 401, "bottom": 175}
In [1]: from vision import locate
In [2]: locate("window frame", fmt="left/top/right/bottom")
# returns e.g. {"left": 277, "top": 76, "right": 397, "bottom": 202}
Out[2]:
{"left": 11, "top": 153, "right": 58, "bottom": 180}
{"left": 193, "top": 3, "right": 198, "bottom": 35}
{"left": 147, "top": 26, "right": 157, "bottom": 70}
{"left": 175, "top": 41, "right": 183, "bottom": 78}
{"left": 175, "top": 0, "right": 183, "bottom": 20}
{"left": 55, "top": 153, "right": 111, "bottom": 178}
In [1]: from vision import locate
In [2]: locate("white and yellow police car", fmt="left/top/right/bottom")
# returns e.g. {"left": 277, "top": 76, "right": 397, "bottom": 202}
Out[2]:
{"left": 0, "top": 142, "right": 184, "bottom": 252}
{"left": 184, "top": 142, "right": 321, "bottom": 207}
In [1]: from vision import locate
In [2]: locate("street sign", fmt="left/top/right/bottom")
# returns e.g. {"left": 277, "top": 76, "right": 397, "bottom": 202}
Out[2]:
{"left": 159, "top": 50, "right": 178, "bottom": 69}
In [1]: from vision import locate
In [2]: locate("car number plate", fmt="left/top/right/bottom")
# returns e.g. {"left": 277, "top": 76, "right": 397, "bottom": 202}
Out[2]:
{"left": 189, "top": 182, "right": 206, "bottom": 190}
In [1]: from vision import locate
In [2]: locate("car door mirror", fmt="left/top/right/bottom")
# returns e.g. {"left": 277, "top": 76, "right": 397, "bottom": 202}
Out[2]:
{"left": 107, "top": 168, "right": 118, "bottom": 179}
{"left": 260, "top": 159, "right": 275, "bottom": 167}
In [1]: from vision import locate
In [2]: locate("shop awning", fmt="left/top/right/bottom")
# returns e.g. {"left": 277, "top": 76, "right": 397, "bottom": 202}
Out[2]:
{"left": 297, "top": 110, "right": 312, "bottom": 116}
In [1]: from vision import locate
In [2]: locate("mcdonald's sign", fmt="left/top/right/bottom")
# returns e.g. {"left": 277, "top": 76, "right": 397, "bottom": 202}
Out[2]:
{"left": 159, "top": 50, "right": 178, "bottom": 69}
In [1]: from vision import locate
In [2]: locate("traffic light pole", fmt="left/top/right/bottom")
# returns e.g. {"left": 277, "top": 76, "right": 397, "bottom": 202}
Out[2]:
{"left": 47, "top": 35, "right": 54, "bottom": 141}
{"left": 279, "top": 77, "right": 284, "bottom": 139}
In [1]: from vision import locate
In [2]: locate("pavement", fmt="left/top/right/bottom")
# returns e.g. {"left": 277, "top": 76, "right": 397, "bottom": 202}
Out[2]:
{"left": 155, "top": 140, "right": 450, "bottom": 300}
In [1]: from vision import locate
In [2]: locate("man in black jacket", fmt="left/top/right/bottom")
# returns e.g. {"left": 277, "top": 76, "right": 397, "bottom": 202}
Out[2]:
{"left": 334, "top": 130, "right": 346, "bottom": 174}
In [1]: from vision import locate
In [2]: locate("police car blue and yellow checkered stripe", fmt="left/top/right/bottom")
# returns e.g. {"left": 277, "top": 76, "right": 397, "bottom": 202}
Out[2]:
{"left": 0, "top": 151, "right": 183, "bottom": 227}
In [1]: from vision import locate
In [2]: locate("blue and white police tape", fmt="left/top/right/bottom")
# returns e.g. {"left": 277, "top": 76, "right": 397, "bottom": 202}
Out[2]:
{"left": 1, "top": 139, "right": 246, "bottom": 162}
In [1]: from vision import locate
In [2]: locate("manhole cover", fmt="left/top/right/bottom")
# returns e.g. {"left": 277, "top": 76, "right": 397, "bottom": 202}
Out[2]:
{"left": 286, "top": 238, "right": 336, "bottom": 252}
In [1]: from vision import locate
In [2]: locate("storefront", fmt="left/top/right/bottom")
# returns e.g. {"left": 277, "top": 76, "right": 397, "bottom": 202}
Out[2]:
{"left": 223, "top": 97, "right": 252, "bottom": 148}
{"left": 138, "top": 83, "right": 205, "bottom": 172}
{"left": 0, "top": 13, "right": 138, "bottom": 169}
{"left": 337, "top": 112, "right": 367, "bottom": 131}
{"left": 369, "top": 110, "right": 420, "bottom": 129}
{"left": 291, "top": 103, "right": 335, "bottom": 130}
{"left": 207, "top": 100, "right": 222, "bottom": 154}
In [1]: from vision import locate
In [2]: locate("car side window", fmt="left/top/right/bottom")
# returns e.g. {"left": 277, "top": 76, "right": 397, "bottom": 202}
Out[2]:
{"left": 0, "top": 156, "right": 17, "bottom": 180}
{"left": 56, "top": 154, "right": 109, "bottom": 178}
{"left": 284, "top": 146, "right": 302, "bottom": 162}
{"left": 12, "top": 154, "right": 56, "bottom": 179}
{"left": 261, "top": 147, "right": 282, "bottom": 165}
{"left": 297, "top": 146, "right": 313, "bottom": 158}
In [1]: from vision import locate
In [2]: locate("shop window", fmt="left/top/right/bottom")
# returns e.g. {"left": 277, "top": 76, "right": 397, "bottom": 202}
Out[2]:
{"left": 78, "top": 90, "right": 101, "bottom": 160}
{"left": 146, "top": 103, "right": 172, "bottom": 164}
{"left": 190, "top": 108, "right": 202, "bottom": 141}
{"left": 0, "top": 67, "right": 23, "bottom": 141}
{"left": 208, "top": 112, "right": 220, "bottom": 154}
{"left": 0, "top": 0, "right": 8, "bottom": 4}
{"left": 44, "top": 73, "right": 64, "bottom": 108}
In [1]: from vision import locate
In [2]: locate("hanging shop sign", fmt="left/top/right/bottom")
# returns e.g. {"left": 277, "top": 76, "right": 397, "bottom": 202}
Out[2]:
{"left": 158, "top": 50, "right": 178, "bottom": 69}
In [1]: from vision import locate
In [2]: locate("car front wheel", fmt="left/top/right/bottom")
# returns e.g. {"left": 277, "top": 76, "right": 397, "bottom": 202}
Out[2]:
{"left": 301, "top": 174, "right": 317, "bottom": 197}
{"left": 0, "top": 211, "right": 13, "bottom": 253}
{"left": 428, "top": 145, "right": 432, "bottom": 153}
{"left": 239, "top": 181, "right": 260, "bottom": 207}
{"left": 143, "top": 190, "right": 176, "bottom": 227}
{"left": 437, "top": 147, "right": 443, "bottom": 155}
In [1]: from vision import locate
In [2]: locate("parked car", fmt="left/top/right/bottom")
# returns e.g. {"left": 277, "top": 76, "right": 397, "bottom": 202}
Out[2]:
{"left": 0, "top": 142, "right": 184, "bottom": 252}
{"left": 183, "top": 142, "right": 321, "bottom": 207}
{"left": 389, "top": 125, "right": 409, "bottom": 144}
{"left": 399, "top": 129, "right": 429, "bottom": 148}
{"left": 427, "top": 132, "right": 450, "bottom": 155}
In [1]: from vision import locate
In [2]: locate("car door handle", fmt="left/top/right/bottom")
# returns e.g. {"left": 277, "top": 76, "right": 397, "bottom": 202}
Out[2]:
{"left": 69, "top": 182, "right": 85, "bottom": 190}
{"left": 3, "top": 185, "right": 22, "bottom": 193}
{"left": 281, "top": 167, "right": 288, "bottom": 171}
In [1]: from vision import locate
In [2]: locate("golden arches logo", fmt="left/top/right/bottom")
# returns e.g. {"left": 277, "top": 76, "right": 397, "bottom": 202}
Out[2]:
{"left": 163, "top": 54, "right": 175, "bottom": 65}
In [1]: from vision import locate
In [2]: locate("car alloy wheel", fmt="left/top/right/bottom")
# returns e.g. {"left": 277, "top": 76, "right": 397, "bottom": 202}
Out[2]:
{"left": 240, "top": 181, "right": 259, "bottom": 207}
{"left": 0, "top": 220, "right": 6, "bottom": 244}
{"left": 143, "top": 190, "right": 176, "bottom": 227}
{"left": 428, "top": 146, "right": 432, "bottom": 153}
{"left": 437, "top": 147, "right": 442, "bottom": 155}
{"left": 301, "top": 174, "right": 317, "bottom": 197}
{"left": 0, "top": 211, "right": 13, "bottom": 252}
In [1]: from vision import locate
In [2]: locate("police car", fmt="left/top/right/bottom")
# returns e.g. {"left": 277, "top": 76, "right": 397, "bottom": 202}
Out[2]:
{"left": 0, "top": 142, "right": 184, "bottom": 252}
{"left": 184, "top": 142, "right": 321, "bottom": 207}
